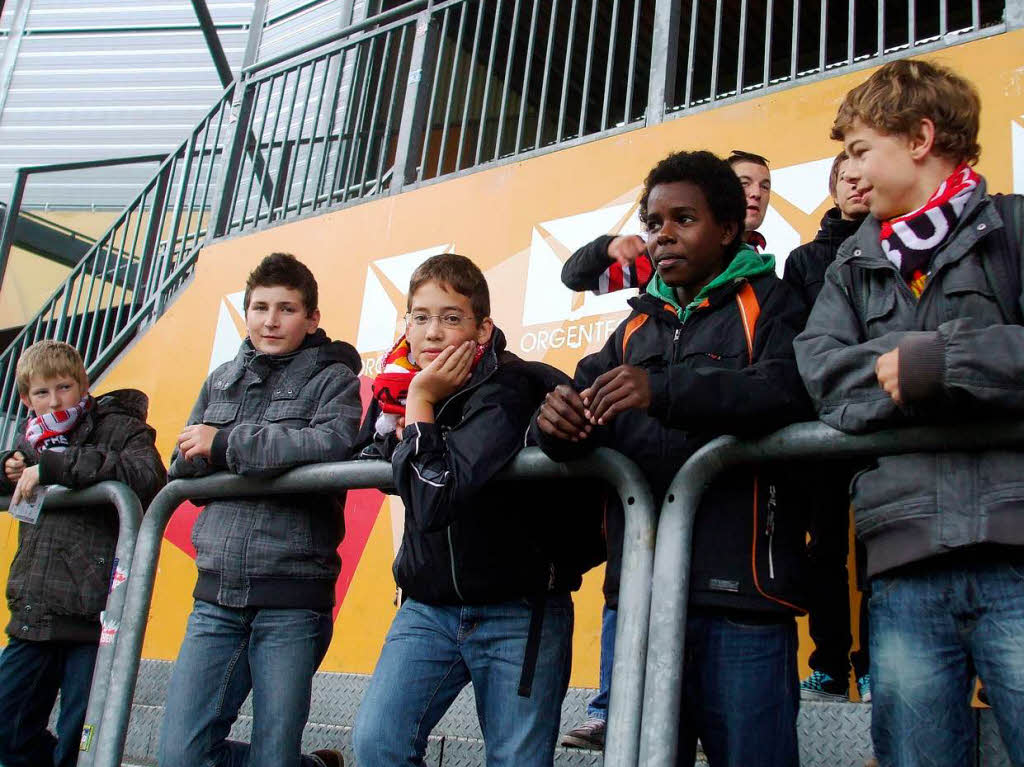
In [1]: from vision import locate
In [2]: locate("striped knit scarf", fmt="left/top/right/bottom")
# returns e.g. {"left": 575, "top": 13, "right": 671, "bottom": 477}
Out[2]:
{"left": 880, "top": 163, "right": 980, "bottom": 297}
{"left": 25, "top": 395, "right": 92, "bottom": 452}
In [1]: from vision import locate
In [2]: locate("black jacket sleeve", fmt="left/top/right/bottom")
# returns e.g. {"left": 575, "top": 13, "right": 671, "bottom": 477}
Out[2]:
{"left": 561, "top": 235, "right": 617, "bottom": 292}
{"left": 646, "top": 279, "right": 812, "bottom": 434}
{"left": 391, "top": 374, "right": 536, "bottom": 532}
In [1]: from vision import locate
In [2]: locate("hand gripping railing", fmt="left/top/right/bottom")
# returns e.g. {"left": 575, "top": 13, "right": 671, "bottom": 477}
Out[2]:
{"left": 90, "top": 447, "right": 655, "bottom": 767}
{"left": 638, "top": 420, "right": 1024, "bottom": 767}
{"left": 1, "top": 482, "right": 143, "bottom": 763}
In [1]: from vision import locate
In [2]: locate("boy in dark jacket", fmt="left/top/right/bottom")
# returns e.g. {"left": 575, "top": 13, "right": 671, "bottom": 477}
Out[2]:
{"left": 536, "top": 150, "right": 810, "bottom": 767}
{"left": 159, "top": 254, "right": 360, "bottom": 767}
{"left": 784, "top": 151, "right": 873, "bottom": 704}
{"left": 795, "top": 60, "right": 1024, "bottom": 766}
{"left": 353, "top": 254, "right": 599, "bottom": 767}
{"left": 0, "top": 340, "right": 165, "bottom": 767}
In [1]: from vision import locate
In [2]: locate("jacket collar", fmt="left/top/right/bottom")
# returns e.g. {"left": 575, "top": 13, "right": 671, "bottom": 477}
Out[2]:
{"left": 215, "top": 330, "right": 330, "bottom": 397}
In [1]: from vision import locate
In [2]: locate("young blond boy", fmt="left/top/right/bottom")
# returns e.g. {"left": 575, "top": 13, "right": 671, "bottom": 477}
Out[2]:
{"left": 795, "top": 60, "right": 1024, "bottom": 766}
{"left": 0, "top": 340, "right": 165, "bottom": 767}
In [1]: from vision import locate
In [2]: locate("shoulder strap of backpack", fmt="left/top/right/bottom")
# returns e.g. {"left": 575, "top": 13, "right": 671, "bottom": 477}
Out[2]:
{"left": 734, "top": 281, "right": 761, "bottom": 363}
{"left": 621, "top": 313, "right": 649, "bottom": 361}
{"left": 985, "top": 194, "right": 1024, "bottom": 325}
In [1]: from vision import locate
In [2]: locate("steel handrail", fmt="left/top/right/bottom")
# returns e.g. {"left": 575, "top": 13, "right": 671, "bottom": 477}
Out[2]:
{"left": 638, "top": 419, "right": 1024, "bottom": 767}
{"left": 91, "top": 447, "right": 655, "bottom": 767}
{"left": 1, "top": 482, "right": 144, "bottom": 765}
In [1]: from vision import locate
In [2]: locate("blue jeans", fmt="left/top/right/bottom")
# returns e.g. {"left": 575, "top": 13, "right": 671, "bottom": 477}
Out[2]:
{"left": 353, "top": 595, "right": 574, "bottom": 767}
{"left": 678, "top": 612, "right": 799, "bottom": 767}
{"left": 870, "top": 556, "right": 1024, "bottom": 767}
{"left": 159, "top": 599, "right": 333, "bottom": 767}
{"left": 0, "top": 637, "right": 98, "bottom": 767}
{"left": 586, "top": 605, "right": 617, "bottom": 720}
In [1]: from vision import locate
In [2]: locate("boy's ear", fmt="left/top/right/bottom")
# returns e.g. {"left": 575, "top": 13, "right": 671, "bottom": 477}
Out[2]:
{"left": 305, "top": 308, "right": 321, "bottom": 333}
{"left": 908, "top": 117, "right": 937, "bottom": 161}
{"left": 720, "top": 221, "right": 739, "bottom": 248}
{"left": 475, "top": 317, "right": 494, "bottom": 347}
{"left": 19, "top": 393, "right": 31, "bottom": 410}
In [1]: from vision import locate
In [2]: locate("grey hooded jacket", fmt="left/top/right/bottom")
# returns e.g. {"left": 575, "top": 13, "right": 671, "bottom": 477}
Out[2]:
{"left": 794, "top": 182, "right": 1024, "bottom": 578}
{"left": 169, "top": 330, "right": 362, "bottom": 609}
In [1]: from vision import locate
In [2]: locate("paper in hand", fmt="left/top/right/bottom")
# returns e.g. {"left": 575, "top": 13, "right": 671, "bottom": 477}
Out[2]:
{"left": 10, "top": 488, "right": 45, "bottom": 524}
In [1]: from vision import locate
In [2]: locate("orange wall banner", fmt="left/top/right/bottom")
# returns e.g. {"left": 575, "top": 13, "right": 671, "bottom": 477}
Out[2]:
{"left": 2, "top": 31, "right": 1022, "bottom": 690}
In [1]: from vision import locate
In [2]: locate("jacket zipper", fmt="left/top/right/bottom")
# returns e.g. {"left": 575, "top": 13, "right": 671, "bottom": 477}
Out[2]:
{"left": 446, "top": 526, "right": 464, "bottom": 600}
{"left": 766, "top": 483, "right": 777, "bottom": 579}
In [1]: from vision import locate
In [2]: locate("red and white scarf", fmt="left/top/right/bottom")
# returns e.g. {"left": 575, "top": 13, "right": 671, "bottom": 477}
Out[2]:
{"left": 880, "top": 163, "right": 980, "bottom": 298}
{"left": 371, "top": 336, "right": 488, "bottom": 436}
{"left": 25, "top": 395, "right": 92, "bottom": 452}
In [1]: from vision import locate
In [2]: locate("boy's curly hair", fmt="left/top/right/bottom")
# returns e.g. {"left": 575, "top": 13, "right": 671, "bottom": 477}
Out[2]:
{"left": 244, "top": 253, "right": 319, "bottom": 316}
{"left": 16, "top": 340, "right": 87, "bottom": 396}
{"left": 638, "top": 150, "right": 746, "bottom": 258}
{"left": 831, "top": 59, "right": 981, "bottom": 166}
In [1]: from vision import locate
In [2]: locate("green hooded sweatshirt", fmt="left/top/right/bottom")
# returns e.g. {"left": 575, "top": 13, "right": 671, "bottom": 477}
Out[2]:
{"left": 646, "top": 244, "right": 776, "bottom": 323}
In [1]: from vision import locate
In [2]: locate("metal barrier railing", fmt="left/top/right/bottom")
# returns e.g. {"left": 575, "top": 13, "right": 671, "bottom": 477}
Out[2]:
{"left": 1, "top": 481, "right": 143, "bottom": 763}
{"left": 638, "top": 419, "right": 1024, "bottom": 767}
{"left": 89, "top": 447, "right": 655, "bottom": 767}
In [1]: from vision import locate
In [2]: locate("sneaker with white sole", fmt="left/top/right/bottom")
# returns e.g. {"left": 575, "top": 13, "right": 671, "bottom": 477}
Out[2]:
{"left": 800, "top": 670, "right": 849, "bottom": 701}
{"left": 560, "top": 717, "right": 606, "bottom": 750}
{"left": 857, "top": 673, "right": 872, "bottom": 703}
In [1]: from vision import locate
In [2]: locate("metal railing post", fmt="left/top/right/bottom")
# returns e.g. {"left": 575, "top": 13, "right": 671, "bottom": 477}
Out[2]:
{"left": 0, "top": 169, "right": 28, "bottom": 292}
{"left": 638, "top": 420, "right": 1024, "bottom": 767}
{"left": 391, "top": 10, "right": 439, "bottom": 193}
{"left": 211, "top": 84, "right": 258, "bottom": 238}
{"left": 1, "top": 481, "right": 144, "bottom": 767}
{"left": 90, "top": 448, "right": 656, "bottom": 767}
{"left": 646, "top": 0, "right": 680, "bottom": 125}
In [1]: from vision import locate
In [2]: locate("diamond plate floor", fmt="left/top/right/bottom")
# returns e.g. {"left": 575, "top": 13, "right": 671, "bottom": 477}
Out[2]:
{"left": 74, "top": 659, "right": 1013, "bottom": 766}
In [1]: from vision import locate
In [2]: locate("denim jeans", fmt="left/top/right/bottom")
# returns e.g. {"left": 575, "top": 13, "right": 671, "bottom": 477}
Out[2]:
{"left": 0, "top": 637, "right": 98, "bottom": 767}
{"left": 870, "top": 556, "right": 1024, "bottom": 767}
{"left": 677, "top": 612, "right": 800, "bottom": 767}
{"left": 159, "top": 599, "right": 333, "bottom": 767}
{"left": 586, "top": 605, "right": 617, "bottom": 720}
{"left": 353, "top": 595, "right": 574, "bottom": 767}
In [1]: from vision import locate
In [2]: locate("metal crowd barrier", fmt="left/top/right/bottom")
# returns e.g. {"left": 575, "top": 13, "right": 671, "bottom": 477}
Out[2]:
{"left": 88, "top": 447, "right": 656, "bottom": 767}
{"left": 1, "top": 481, "right": 144, "bottom": 764}
{"left": 639, "top": 420, "right": 1024, "bottom": 767}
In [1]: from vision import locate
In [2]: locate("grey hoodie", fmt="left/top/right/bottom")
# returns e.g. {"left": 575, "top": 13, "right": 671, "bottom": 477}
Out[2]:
{"left": 170, "top": 329, "right": 362, "bottom": 609}
{"left": 794, "top": 182, "right": 1024, "bottom": 577}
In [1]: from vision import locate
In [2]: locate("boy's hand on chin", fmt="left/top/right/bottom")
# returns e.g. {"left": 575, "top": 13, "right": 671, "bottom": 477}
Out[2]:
{"left": 178, "top": 424, "right": 218, "bottom": 460}
{"left": 581, "top": 365, "right": 651, "bottom": 425}
{"left": 537, "top": 385, "right": 592, "bottom": 442}
{"left": 408, "top": 342, "right": 475, "bottom": 406}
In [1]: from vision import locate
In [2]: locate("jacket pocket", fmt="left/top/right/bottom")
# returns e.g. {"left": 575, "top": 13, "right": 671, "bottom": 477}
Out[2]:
{"left": 203, "top": 401, "right": 240, "bottom": 425}
{"left": 264, "top": 399, "right": 316, "bottom": 427}
{"left": 57, "top": 541, "right": 110, "bottom": 616}
{"left": 851, "top": 454, "right": 936, "bottom": 537}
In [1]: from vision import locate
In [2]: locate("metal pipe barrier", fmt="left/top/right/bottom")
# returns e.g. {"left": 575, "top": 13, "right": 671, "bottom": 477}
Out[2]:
{"left": 639, "top": 420, "right": 1024, "bottom": 767}
{"left": 1, "top": 481, "right": 143, "bottom": 766}
{"left": 90, "top": 447, "right": 655, "bottom": 767}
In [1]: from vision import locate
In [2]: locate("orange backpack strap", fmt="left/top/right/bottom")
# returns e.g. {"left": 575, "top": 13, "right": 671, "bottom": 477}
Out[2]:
{"left": 734, "top": 282, "right": 761, "bottom": 363}
{"left": 621, "top": 313, "right": 649, "bottom": 361}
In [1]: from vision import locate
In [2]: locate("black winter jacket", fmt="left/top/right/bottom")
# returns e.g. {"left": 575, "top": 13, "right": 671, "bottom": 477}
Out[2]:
{"left": 1, "top": 390, "right": 166, "bottom": 642}
{"left": 783, "top": 207, "right": 864, "bottom": 315}
{"left": 356, "top": 328, "right": 604, "bottom": 606}
{"left": 533, "top": 276, "right": 813, "bottom": 615}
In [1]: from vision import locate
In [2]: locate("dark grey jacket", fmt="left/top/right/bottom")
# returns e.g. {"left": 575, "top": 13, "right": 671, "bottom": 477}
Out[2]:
{"left": 794, "top": 182, "right": 1024, "bottom": 578}
{"left": 1, "top": 389, "right": 166, "bottom": 642}
{"left": 169, "top": 330, "right": 362, "bottom": 609}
